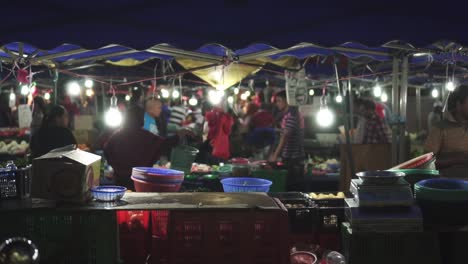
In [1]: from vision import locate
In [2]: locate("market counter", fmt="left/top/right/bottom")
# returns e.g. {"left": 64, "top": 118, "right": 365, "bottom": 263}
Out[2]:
{"left": 0, "top": 192, "right": 283, "bottom": 211}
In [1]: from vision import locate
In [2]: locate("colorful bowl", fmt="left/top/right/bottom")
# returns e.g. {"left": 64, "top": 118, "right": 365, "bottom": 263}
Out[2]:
{"left": 91, "top": 186, "right": 127, "bottom": 201}
{"left": 132, "top": 176, "right": 181, "bottom": 192}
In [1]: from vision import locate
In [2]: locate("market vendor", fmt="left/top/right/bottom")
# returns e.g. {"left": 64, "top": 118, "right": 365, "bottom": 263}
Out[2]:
{"left": 269, "top": 91, "right": 305, "bottom": 191}
{"left": 104, "top": 106, "right": 193, "bottom": 190}
{"left": 356, "top": 99, "right": 391, "bottom": 144}
{"left": 425, "top": 86, "right": 468, "bottom": 179}
{"left": 30, "top": 105, "right": 77, "bottom": 159}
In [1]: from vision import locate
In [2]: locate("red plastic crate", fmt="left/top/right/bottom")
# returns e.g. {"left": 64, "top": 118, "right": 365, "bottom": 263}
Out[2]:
{"left": 148, "top": 208, "right": 289, "bottom": 264}
{"left": 117, "top": 210, "right": 151, "bottom": 264}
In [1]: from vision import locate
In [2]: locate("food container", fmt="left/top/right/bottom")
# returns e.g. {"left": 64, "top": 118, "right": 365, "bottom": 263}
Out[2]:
{"left": 90, "top": 186, "right": 126, "bottom": 202}
{"left": 231, "top": 158, "right": 250, "bottom": 177}
{"left": 356, "top": 171, "right": 405, "bottom": 184}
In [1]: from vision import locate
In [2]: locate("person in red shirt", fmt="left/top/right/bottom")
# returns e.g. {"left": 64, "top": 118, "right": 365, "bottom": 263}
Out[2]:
{"left": 250, "top": 103, "right": 275, "bottom": 129}
{"left": 104, "top": 106, "right": 182, "bottom": 190}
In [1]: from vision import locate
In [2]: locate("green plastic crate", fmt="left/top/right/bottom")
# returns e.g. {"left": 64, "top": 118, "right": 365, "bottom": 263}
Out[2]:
{"left": 252, "top": 169, "right": 287, "bottom": 192}
{"left": 0, "top": 210, "right": 118, "bottom": 264}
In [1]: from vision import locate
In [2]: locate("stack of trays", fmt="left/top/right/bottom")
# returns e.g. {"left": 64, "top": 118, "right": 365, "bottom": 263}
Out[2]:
{"left": 131, "top": 167, "right": 184, "bottom": 192}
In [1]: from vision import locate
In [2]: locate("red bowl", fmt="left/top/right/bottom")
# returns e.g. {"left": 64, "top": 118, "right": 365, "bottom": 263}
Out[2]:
{"left": 132, "top": 176, "right": 181, "bottom": 192}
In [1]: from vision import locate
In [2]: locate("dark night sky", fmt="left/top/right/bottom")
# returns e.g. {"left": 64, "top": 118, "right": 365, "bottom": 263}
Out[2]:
{"left": 1, "top": 0, "right": 468, "bottom": 50}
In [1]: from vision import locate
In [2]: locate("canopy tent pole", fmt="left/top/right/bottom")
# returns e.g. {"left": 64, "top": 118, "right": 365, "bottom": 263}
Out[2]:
{"left": 399, "top": 56, "right": 409, "bottom": 163}
{"left": 347, "top": 61, "right": 354, "bottom": 130}
{"left": 391, "top": 57, "right": 400, "bottom": 165}
{"left": 416, "top": 87, "right": 422, "bottom": 134}
{"left": 54, "top": 69, "right": 59, "bottom": 105}
{"left": 335, "top": 61, "right": 355, "bottom": 190}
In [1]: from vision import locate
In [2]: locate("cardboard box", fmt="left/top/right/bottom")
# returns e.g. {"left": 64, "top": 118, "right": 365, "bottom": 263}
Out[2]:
{"left": 32, "top": 145, "right": 101, "bottom": 203}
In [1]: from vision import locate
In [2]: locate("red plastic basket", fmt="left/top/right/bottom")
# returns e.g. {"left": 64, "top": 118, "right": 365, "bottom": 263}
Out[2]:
{"left": 148, "top": 208, "right": 289, "bottom": 264}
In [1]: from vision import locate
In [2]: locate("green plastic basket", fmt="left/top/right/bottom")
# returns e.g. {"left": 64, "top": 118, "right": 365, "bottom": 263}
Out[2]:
{"left": 170, "top": 145, "right": 199, "bottom": 174}
{"left": 252, "top": 169, "right": 287, "bottom": 192}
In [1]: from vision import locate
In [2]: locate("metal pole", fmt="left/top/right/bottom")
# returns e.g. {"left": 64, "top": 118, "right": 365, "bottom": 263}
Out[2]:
{"left": 391, "top": 57, "right": 400, "bottom": 165}
{"left": 54, "top": 69, "right": 59, "bottom": 105}
{"left": 348, "top": 61, "right": 354, "bottom": 130}
{"left": 399, "top": 56, "right": 409, "bottom": 163}
{"left": 335, "top": 62, "right": 355, "bottom": 190}
{"left": 416, "top": 87, "right": 422, "bottom": 134}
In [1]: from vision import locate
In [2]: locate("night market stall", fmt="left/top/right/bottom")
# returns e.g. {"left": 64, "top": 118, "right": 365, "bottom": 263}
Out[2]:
{"left": 2, "top": 37, "right": 468, "bottom": 264}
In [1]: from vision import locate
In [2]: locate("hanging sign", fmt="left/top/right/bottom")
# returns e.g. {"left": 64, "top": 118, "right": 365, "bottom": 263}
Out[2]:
{"left": 285, "top": 69, "right": 308, "bottom": 106}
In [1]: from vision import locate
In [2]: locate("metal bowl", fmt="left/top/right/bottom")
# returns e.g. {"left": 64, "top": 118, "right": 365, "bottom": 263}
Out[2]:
{"left": 356, "top": 171, "right": 405, "bottom": 184}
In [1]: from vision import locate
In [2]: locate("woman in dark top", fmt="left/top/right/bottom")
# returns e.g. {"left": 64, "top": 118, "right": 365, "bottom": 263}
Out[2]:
{"left": 30, "top": 105, "right": 77, "bottom": 159}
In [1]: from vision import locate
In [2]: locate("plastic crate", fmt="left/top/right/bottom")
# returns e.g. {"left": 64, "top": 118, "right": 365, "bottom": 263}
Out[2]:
{"left": 252, "top": 169, "right": 287, "bottom": 192}
{"left": 0, "top": 165, "right": 31, "bottom": 199}
{"left": 148, "top": 208, "right": 289, "bottom": 264}
{"left": 0, "top": 210, "right": 118, "bottom": 264}
{"left": 117, "top": 210, "right": 151, "bottom": 264}
{"left": 341, "top": 222, "right": 440, "bottom": 264}
{"left": 318, "top": 207, "right": 345, "bottom": 233}
{"left": 278, "top": 198, "right": 318, "bottom": 234}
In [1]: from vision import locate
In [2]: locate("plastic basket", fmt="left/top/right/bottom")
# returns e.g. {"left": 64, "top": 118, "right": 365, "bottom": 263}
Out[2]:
{"left": 169, "top": 145, "right": 199, "bottom": 174}
{"left": 0, "top": 165, "right": 31, "bottom": 200}
{"left": 252, "top": 169, "right": 287, "bottom": 192}
{"left": 221, "top": 177, "right": 272, "bottom": 192}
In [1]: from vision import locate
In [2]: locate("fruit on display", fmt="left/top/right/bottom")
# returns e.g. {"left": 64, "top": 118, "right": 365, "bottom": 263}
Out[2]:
{"left": 306, "top": 156, "right": 340, "bottom": 172}
{"left": 307, "top": 192, "right": 345, "bottom": 199}
{"left": 0, "top": 141, "right": 29, "bottom": 155}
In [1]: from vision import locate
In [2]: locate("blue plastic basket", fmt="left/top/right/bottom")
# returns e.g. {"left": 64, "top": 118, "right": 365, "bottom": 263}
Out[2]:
{"left": 90, "top": 186, "right": 126, "bottom": 202}
{"left": 220, "top": 177, "right": 272, "bottom": 192}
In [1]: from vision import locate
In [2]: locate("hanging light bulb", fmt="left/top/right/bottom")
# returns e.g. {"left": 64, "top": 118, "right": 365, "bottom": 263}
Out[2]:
{"left": 105, "top": 96, "right": 122, "bottom": 127}
{"left": 208, "top": 90, "right": 224, "bottom": 105}
{"left": 227, "top": 96, "right": 234, "bottom": 104}
{"left": 309, "top": 89, "right": 315, "bottom": 96}
{"left": 67, "top": 81, "right": 81, "bottom": 96}
{"left": 20, "top": 85, "right": 29, "bottom": 95}
{"left": 316, "top": 107, "right": 334, "bottom": 127}
{"left": 84, "top": 79, "right": 93, "bottom": 88}
{"left": 9, "top": 90, "right": 16, "bottom": 101}
{"left": 189, "top": 96, "right": 198, "bottom": 106}
{"left": 125, "top": 95, "right": 131, "bottom": 101}
{"left": 431, "top": 88, "right": 439, "bottom": 98}
{"left": 335, "top": 95, "right": 343, "bottom": 103}
{"left": 234, "top": 87, "right": 240, "bottom": 95}
{"left": 373, "top": 84, "right": 382, "bottom": 97}
{"left": 172, "top": 90, "right": 180, "bottom": 99}
{"left": 244, "top": 90, "right": 251, "bottom": 97}
{"left": 161, "top": 88, "right": 169, "bottom": 98}
{"left": 85, "top": 88, "right": 94, "bottom": 97}
{"left": 240, "top": 93, "right": 248, "bottom": 101}
{"left": 44, "top": 92, "right": 51, "bottom": 101}
{"left": 446, "top": 80, "right": 456, "bottom": 91}
{"left": 381, "top": 92, "right": 388, "bottom": 102}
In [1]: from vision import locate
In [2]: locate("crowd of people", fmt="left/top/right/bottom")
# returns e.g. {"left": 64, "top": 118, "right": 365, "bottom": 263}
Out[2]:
{"left": 2, "top": 83, "right": 468, "bottom": 190}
